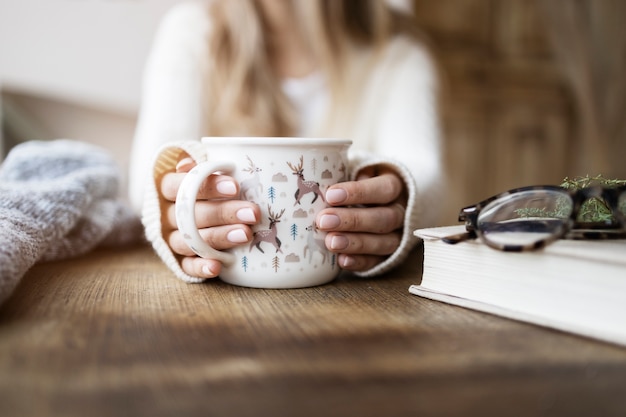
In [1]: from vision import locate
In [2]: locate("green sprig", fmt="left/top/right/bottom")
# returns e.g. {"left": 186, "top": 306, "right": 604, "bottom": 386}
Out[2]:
{"left": 561, "top": 175, "right": 626, "bottom": 223}
{"left": 515, "top": 175, "right": 625, "bottom": 223}
{"left": 561, "top": 174, "right": 626, "bottom": 190}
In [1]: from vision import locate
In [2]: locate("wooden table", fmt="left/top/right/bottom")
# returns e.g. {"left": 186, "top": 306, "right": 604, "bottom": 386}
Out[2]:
{"left": 1, "top": 244, "right": 626, "bottom": 417}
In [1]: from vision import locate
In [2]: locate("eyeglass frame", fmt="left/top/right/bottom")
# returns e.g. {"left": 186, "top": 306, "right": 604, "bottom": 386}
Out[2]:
{"left": 443, "top": 184, "right": 626, "bottom": 252}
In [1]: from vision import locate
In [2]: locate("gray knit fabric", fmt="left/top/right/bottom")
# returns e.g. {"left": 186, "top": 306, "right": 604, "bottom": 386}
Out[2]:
{"left": 0, "top": 139, "right": 143, "bottom": 304}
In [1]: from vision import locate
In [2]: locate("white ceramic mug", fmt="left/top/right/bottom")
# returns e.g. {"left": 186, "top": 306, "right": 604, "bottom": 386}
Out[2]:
{"left": 176, "top": 137, "right": 352, "bottom": 288}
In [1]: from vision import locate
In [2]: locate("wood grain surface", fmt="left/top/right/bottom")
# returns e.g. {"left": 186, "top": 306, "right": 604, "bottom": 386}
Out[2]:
{"left": 1, "top": 244, "right": 626, "bottom": 417}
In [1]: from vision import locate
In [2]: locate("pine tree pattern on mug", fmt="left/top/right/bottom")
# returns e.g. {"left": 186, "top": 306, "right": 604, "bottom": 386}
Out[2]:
{"left": 239, "top": 154, "right": 342, "bottom": 274}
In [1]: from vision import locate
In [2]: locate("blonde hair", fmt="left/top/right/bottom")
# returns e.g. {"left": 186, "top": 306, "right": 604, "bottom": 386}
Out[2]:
{"left": 205, "top": 0, "right": 419, "bottom": 137}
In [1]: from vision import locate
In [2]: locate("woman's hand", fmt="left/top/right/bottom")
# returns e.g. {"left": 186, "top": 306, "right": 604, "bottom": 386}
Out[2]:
{"left": 316, "top": 166, "right": 406, "bottom": 272}
{"left": 160, "top": 158, "right": 260, "bottom": 278}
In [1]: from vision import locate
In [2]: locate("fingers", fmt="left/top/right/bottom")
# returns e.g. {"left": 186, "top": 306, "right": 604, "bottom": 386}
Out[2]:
{"left": 161, "top": 172, "right": 239, "bottom": 202}
{"left": 325, "top": 231, "right": 402, "bottom": 255}
{"left": 317, "top": 205, "right": 404, "bottom": 272}
{"left": 171, "top": 224, "right": 254, "bottom": 278}
{"left": 324, "top": 229, "right": 401, "bottom": 273}
{"left": 168, "top": 225, "right": 253, "bottom": 257}
{"left": 317, "top": 167, "right": 407, "bottom": 273}
{"left": 325, "top": 171, "right": 404, "bottom": 206}
{"left": 164, "top": 200, "right": 260, "bottom": 230}
{"left": 317, "top": 204, "right": 405, "bottom": 234}
{"left": 165, "top": 201, "right": 257, "bottom": 279}
{"left": 336, "top": 254, "right": 387, "bottom": 272}
{"left": 180, "top": 256, "right": 223, "bottom": 279}
{"left": 160, "top": 157, "right": 259, "bottom": 279}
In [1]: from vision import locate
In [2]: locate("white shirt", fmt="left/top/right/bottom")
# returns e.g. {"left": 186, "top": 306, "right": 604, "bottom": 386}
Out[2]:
{"left": 281, "top": 72, "right": 329, "bottom": 137}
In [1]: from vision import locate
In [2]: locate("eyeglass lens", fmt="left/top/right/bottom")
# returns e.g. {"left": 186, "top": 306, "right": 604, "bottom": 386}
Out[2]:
{"left": 477, "top": 189, "right": 573, "bottom": 246}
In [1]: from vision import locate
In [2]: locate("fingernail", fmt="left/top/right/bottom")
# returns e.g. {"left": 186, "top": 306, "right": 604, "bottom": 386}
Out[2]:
{"left": 216, "top": 180, "right": 237, "bottom": 196}
{"left": 176, "top": 157, "right": 195, "bottom": 172}
{"left": 339, "top": 255, "right": 355, "bottom": 268}
{"left": 330, "top": 235, "right": 349, "bottom": 250}
{"left": 201, "top": 263, "right": 216, "bottom": 276}
{"left": 227, "top": 229, "right": 248, "bottom": 243}
{"left": 236, "top": 207, "right": 257, "bottom": 223}
{"left": 326, "top": 189, "right": 347, "bottom": 205}
{"left": 319, "top": 214, "right": 341, "bottom": 229}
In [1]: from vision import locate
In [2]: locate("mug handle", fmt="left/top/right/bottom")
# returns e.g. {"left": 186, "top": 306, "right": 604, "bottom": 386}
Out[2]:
{"left": 175, "top": 161, "right": 237, "bottom": 265}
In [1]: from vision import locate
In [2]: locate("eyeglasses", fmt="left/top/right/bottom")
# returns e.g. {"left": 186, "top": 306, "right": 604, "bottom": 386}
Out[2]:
{"left": 443, "top": 185, "right": 626, "bottom": 251}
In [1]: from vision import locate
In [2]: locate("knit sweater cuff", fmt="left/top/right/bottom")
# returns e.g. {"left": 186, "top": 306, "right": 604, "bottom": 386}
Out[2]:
{"left": 349, "top": 151, "right": 421, "bottom": 278}
{"left": 142, "top": 140, "right": 208, "bottom": 283}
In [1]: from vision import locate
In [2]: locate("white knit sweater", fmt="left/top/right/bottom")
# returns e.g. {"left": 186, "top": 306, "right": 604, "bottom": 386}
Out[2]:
{"left": 130, "top": 1, "right": 445, "bottom": 282}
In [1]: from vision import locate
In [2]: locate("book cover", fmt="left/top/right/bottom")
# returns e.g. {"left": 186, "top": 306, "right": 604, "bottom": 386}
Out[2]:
{"left": 410, "top": 225, "right": 626, "bottom": 347}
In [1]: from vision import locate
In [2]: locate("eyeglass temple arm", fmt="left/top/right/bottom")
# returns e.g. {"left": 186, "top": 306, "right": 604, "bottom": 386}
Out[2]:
{"left": 441, "top": 205, "right": 480, "bottom": 244}
{"left": 442, "top": 230, "right": 477, "bottom": 244}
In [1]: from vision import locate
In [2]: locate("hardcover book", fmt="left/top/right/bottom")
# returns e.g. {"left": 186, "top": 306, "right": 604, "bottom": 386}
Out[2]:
{"left": 410, "top": 225, "right": 626, "bottom": 346}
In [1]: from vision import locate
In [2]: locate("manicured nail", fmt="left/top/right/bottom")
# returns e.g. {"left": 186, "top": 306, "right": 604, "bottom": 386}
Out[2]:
{"left": 216, "top": 180, "right": 237, "bottom": 196}
{"left": 339, "top": 255, "right": 355, "bottom": 268}
{"left": 236, "top": 207, "right": 257, "bottom": 223}
{"left": 326, "top": 189, "right": 347, "bottom": 205}
{"left": 319, "top": 214, "right": 341, "bottom": 229}
{"left": 176, "top": 157, "right": 195, "bottom": 172}
{"left": 330, "top": 235, "right": 349, "bottom": 250}
{"left": 227, "top": 229, "right": 248, "bottom": 243}
{"left": 201, "top": 263, "right": 216, "bottom": 276}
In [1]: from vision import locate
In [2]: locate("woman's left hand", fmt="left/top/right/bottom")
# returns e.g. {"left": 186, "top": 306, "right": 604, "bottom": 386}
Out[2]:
{"left": 316, "top": 166, "right": 407, "bottom": 272}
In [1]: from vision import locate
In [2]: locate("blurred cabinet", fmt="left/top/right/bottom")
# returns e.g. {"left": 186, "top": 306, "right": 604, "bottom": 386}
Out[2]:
{"left": 412, "top": 0, "right": 575, "bottom": 223}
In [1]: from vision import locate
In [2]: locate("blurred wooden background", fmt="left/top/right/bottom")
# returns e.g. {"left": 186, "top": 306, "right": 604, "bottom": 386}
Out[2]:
{"left": 412, "top": 0, "right": 626, "bottom": 222}
{"left": 2, "top": 0, "right": 625, "bottom": 224}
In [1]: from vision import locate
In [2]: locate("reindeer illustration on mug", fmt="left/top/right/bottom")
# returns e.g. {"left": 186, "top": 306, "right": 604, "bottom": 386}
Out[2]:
{"left": 249, "top": 205, "right": 286, "bottom": 254}
{"left": 304, "top": 223, "right": 327, "bottom": 264}
{"left": 287, "top": 156, "right": 325, "bottom": 206}
{"left": 240, "top": 156, "right": 263, "bottom": 201}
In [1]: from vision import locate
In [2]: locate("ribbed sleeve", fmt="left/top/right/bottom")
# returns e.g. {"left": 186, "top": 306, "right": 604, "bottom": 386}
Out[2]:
{"left": 141, "top": 140, "right": 208, "bottom": 283}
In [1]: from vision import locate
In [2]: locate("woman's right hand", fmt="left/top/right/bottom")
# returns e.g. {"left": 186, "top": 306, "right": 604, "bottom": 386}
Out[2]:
{"left": 160, "top": 157, "right": 261, "bottom": 278}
